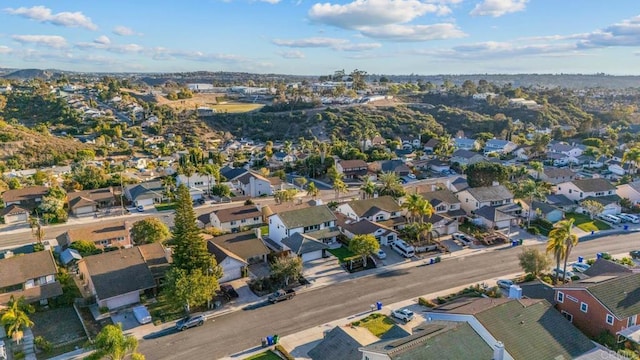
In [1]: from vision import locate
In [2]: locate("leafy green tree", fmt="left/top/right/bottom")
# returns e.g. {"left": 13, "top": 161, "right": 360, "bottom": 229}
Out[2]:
{"left": 360, "top": 179, "right": 376, "bottom": 199}
{"left": 171, "top": 184, "right": 214, "bottom": 274}
{"left": 530, "top": 161, "right": 544, "bottom": 180}
{"left": 270, "top": 256, "right": 303, "bottom": 287}
{"left": 274, "top": 189, "right": 297, "bottom": 204}
{"left": 91, "top": 323, "right": 142, "bottom": 360}
{"left": 70, "top": 240, "right": 102, "bottom": 256}
{"left": 580, "top": 199, "right": 605, "bottom": 220}
{"left": 348, "top": 234, "right": 379, "bottom": 267}
{"left": 466, "top": 162, "right": 509, "bottom": 188}
{"left": 293, "top": 177, "right": 307, "bottom": 189}
{"left": 376, "top": 172, "right": 405, "bottom": 199}
{"left": 131, "top": 218, "right": 171, "bottom": 244}
{"left": 163, "top": 268, "right": 220, "bottom": 312}
{"left": 510, "top": 179, "right": 551, "bottom": 227}
{"left": 518, "top": 248, "right": 550, "bottom": 277}
{"left": 210, "top": 184, "right": 231, "bottom": 197}
{"left": 1, "top": 296, "right": 34, "bottom": 344}
{"left": 73, "top": 164, "right": 108, "bottom": 190}
{"left": 306, "top": 182, "right": 319, "bottom": 198}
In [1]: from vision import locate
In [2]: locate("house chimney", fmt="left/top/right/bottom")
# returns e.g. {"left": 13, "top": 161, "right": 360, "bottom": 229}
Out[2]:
{"left": 493, "top": 341, "right": 505, "bottom": 360}
{"left": 508, "top": 285, "right": 522, "bottom": 299}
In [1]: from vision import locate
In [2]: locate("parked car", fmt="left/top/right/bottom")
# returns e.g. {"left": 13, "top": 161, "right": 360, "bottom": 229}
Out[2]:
{"left": 376, "top": 249, "right": 387, "bottom": 259}
{"left": 136, "top": 205, "right": 145, "bottom": 212}
{"left": 452, "top": 232, "right": 473, "bottom": 246}
{"left": 619, "top": 213, "right": 640, "bottom": 224}
{"left": 391, "top": 308, "right": 414, "bottom": 322}
{"left": 572, "top": 263, "right": 591, "bottom": 273}
{"left": 175, "top": 314, "right": 205, "bottom": 331}
{"left": 496, "top": 279, "right": 514, "bottom": 289}
{"left": 0, "top": 340, "right": 6, "bottom": 360}
{"left": 630, "top": 250, "right": 640, "bottom": 259}
{"left": 268, "top": 289, "right": 296, "bottom": 303}
{"left": 552, "top": 268, "right": 575, "bottom": 280}
{"left": 407, "top": 173, "right": 417, "bottom": 179}
{"left": 599, "top": 214, "right": 621, "bottom": 224}
{"left": 132, "top": 305, "right": 152, "bottom": 325}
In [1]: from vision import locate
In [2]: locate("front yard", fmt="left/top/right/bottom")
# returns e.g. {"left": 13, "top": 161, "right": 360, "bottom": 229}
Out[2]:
{"left": 565, "top": 213, "right": 611, "bottom": 232}
{"left": 246, "top": 350, "right": 282, "bottom": 360}
{"left": 350, "top": 313, "right": 395, "bottom": 337}
{"left": 154, "top": 202, "right": 177, "bottom": 211}
{"left": 327, "top": 247, "right": 356, "bottom": 262}
{"left": 147, "top": 293, "right": 185, "bottom": 324}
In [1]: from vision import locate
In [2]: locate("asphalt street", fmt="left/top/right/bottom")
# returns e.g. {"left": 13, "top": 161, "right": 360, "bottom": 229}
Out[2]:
{"left": 138, "top": 232, "right": 640, "bottom": 359}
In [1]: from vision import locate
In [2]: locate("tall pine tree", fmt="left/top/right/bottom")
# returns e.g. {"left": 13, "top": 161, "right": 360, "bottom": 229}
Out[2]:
{"left": 171, "top": 184, "right": 216, "bottom": 274}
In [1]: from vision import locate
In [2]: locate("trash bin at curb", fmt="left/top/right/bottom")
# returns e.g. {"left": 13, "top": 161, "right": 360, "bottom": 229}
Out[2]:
{"left": 376, "top": 301, "right": 382, "bottom": 310}
{"left": 274, "top": 335, "right": 279, "bottom": 344}
{"left": 267, "top": 336, "right": 274, "bottom": 345}
{"left": 261, "top": 338, "right": 268, "bottom": 347}
{"left": 577, "top": 256, "right": 584, "bottom": 263}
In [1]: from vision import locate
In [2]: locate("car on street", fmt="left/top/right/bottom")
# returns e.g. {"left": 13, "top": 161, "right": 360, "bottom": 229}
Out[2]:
{"left": 619, "top": 213, "right": 640, "bottom": 224}
{"left": 630, "top": 250, "right": 640, "bottom": 259}
{"left": 175, "top": 314, "right": 206, "bottom": 331}
{"left": 496, "top": 279, "right": 514, "bottom": 289}
{"left": 268, "top": 289, "right": 296, "bottom": 303}
{"left": 391, "top": 308, "right": 414, "bottom": 322}
{"left": 376, "top": 249, "right": 387, "bottom": 259}
{"left": 136, "top": 205, "right": 145, "bottom": 212}
{"left": 572, "top": 262, "right": 591, "bottom": 273}
{"left": 452, "top": 232, "right": 473, "bottom": 246}
{"left": 552, "top": 268, "right": 575, "bottom": 280}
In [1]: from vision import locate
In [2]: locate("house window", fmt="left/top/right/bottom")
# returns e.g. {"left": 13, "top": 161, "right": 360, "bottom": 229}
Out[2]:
{"left": 628, "top": 315, "right": 637, "bottom": 327}
{"left": 437, "top": 205, "right": 446, "bottom": 212}
{"left": 387, "top": 235, "right": 394, "bottom": 241}
{"left": 580, "top": 192, "right": 583, "bottom": 198}
{"left": 254, "top": 217, "right": 260, "bottom": 221}
{"left": 376, "top": 215, "right": 384, "bottom": 221}
{"left": 230, "top": 221, "right": 237, "bottom": 225}
{"left": 241, "top": 219, "right": 246, "bottom": 223}
{"left": 595, "top": 192, "right": 604, "bottom": 196}
{"left": 324, "top": 221, "right": 332, "bottom": 227}
{"left": 568, "top": 189, "right": 572, "bottom": 194}
{"left": 561, "top": 311, "right": 573, "bottom": 322}
{"left": 557, "top": 292, "right": 564, "bottom": 303}
{"left": 606, "top": 314, "right": 614, "bottom": 325}
{"left": 580, "top": 302, "right": 588, "bottom": 313}
{"left": 465, "top": 198, "right": 469, "bottom": 203}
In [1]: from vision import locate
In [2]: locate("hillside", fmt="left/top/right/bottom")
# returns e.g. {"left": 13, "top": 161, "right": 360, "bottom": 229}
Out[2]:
{"left": 0, "top": 121, "right": 93, "bottom": 169}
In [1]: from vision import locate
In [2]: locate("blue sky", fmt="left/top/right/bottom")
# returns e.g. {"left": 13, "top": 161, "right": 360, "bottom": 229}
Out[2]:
{"left": 0, "top": 0, "right": 639, "bottom": 75}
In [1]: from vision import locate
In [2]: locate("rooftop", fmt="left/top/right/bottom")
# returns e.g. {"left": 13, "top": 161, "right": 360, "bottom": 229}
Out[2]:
{"left": 275, "top": 205, "right": 336, "bottom": 229}
{"left": 343, "top": 196, "right": 401, "bottom": 218}
{"left": 211, "top": 205, "right": 261, "bottom": 223}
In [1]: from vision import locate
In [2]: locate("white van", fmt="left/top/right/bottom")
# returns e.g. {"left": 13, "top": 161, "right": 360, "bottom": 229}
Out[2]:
{"left": 619, "top": 213, "right": 640, "bottom": 224}
{"left": 600, "top": 214, "right": 622, "bottom": 224}
{"left": 392, "top": 240, "right": 415, "bottom": 258}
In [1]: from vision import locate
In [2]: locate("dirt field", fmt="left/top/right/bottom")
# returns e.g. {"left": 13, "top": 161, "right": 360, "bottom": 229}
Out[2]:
{"left": 154, "top": 93, "right": 222, "bottom": 110}
{"left": 210, "top": 102, "right": 263, "bottom": 113}
{"left": 31, "top": 307, "right": 86, "bottom": 345}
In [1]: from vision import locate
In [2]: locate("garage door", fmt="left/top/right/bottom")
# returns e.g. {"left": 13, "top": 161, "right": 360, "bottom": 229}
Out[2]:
{"left": 104, "top": 292, "right": 140, "bottom": 310}
{"left": 75, "top": 205, "right": 95, "bottom": 216}
{"left": 220, "top": 267, "right": 242, "bottom": 283}
{"left": 5, "top": 213, "right": 28, "bottom": 224}
{"left": 301, "top": 251, "right": 323, "bottom": 263}
{"left": 136, "top": 198, "right": 154, "bottom": 207}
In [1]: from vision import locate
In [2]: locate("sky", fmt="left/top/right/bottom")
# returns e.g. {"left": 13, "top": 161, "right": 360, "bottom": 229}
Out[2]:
{"left": 0, "top": 0, "right": 639, "bottom": 75}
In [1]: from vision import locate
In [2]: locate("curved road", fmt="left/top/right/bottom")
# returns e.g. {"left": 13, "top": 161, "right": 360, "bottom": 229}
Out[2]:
{"left": 139, "top": 232, "right": 640, "bottom": 359}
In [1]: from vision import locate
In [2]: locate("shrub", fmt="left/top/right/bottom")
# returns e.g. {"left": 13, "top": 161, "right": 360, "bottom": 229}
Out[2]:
{"left": 523, "top": 273, "right": 536, "bottom": 282}
{"left": 618, "top": 349, "right": 640, "bottom": 360}
{"left": 586, "top": 258, "right": 596, "bottom": 265}
{"left": 35, "top": 336, "right": 53, "bottom": 353}
{"left": 99, "top": 306, "right": 110, "bottom": 314}
{"left": 436, "top": 296, "right": 447, "bottom": 304}
{"left": 153, "top": 319, "right": 162, "bottom": 326}
{"left": 594, "top": 330, "right": 617, "bottom": 349}
{"left": 14, "top": 351, "right": 25, "bottom": 360}
{"left": 527, "top": 226, "right": 540, "bottom": 235}
{"left": 617, "top": 257, "right": 634, "bottom": 266}
{"left": 274, "top": 344, "right": 295, "bottom": 360}
{"left": 541, "top": 275, "right": 553, "bottom": 284}
{"left": 418, "top": 297, "right": 436, "bottom": 308}
{"left": 435, "top": 256, "right": 441, "bottom": 263}
{"left": 571, "top": 275, "right": 580, "bottom": 281}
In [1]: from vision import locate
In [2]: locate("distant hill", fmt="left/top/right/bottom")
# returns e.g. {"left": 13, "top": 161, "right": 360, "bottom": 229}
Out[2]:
{"left": 1, "top": 69, "right": 58, "bottom": 80}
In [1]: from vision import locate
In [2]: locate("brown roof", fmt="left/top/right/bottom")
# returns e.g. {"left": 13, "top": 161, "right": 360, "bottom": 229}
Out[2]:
{"left": 0, "top": 282, "right": 63, "bottom": 305}
{"left": 210, "top": 231, "right": 270, "bottom": 261}
{"left": 137, "top": 243, "right": 171, "bottom": 279}
{"left": 1, "top": 185, "right": 48, "bottom": 203}
{"left": 64, "top": 220, "right": 130, "bottom": 244}
{"left": 212, "top": 205, "right": 261, "bottom": 223}
{"left": 206, "top": 241, "right": 247, "bottom": 264}
{"left": 0, "top": 204, "right": 30, "bottom": 217}
{"left": 571, "top": 178, "right": 616, "bottom": 192}
{"left": 0, "top": 251, "right": 58, "bottom": 288}
{"left": 67, "top": 187, "right": 115, "bottom": 209}
{"left": 338, "top": 159, "right": 368, "bottom": 170}
{"left": 343, "top": 196, "right": 401, "bottom": 218}
{"left": 81, "top": 246, "right": 156, "bottom": 300}
{"left": 268, "top": 176, "right": 284, "bottom": 186}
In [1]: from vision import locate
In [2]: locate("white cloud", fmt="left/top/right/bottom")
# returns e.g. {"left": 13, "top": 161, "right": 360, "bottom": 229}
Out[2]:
{"left": 359, "top": 23, "right": 466, "bottom": 41}
{"left": 150, "top": 47, "right": 246, "bottom": 63}
{"left": 12, "top": 35, "right": 68, "bottom": 48}
{"left": 336, "top": 42, "right": 382, "bottom": 51}
{"left": 308, "top": 0, "right": 446, "bottom": 29}
{"left": 277, "top": 50, "right": 305, "bottom": 59}
{"left": 272, "top": 37, "right": 381, "bottom": 51}
{"left": 113, "top": 26, "right": 136, "bottom": 36}
{"left": 76, "top": 40, "right": 144, "bottom": 54}
{"left": 94, "top": 35, "right": 111, "bottom": 45}
{"left": 0, "top": 46, "right": 11, "bottom": 54}
{"left": 416, "top": 40, "right": 577, "bottom": 59}
{"left": 470, "top": 0, "right": 527, "bottom": 17}
{"left": 578, "top": 15, "right": 640, "bottom": 48}
{"left": 257, "top": 0, "right": 282, "bottom": 3}
{"left": 4, "top": 6, "right": 97, "bottom": 30}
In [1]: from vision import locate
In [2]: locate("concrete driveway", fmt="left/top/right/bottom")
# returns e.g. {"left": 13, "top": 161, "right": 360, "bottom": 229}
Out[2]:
{"left": 111, "top": 310, "right": 141, "bottom": 331}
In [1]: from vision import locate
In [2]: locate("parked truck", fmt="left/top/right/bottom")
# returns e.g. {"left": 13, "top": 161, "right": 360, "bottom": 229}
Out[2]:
{"left": 268, "top": 289, "right": 296, "bottom": 303}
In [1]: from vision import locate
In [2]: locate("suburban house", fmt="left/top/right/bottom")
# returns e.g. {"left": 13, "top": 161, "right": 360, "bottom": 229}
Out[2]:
{"left": 59, "top": 220, "right": 132, "bottom": 249}
{"left": 453, "top": 137, "right": 479, "bottom": 151}
{"left": 205, "top": 205, "right": 262, "bottom": 232}
{"left": 308, "top": 325, "right": 379, "bottom": 360}
{"left": 335, "top": 196, "right": 403, "bottom": 228}
{"left": 370, "top": 160, "right": 411, "bottom": 177}
{"left": 548, "top": 142, "right": 585, "bottom": 158}
{"left": 220, "top": 166, "right": 249, "bottom": 182}
{"left": 555, "top": 273, "right": 640, "bottom": 338}
{"left": 281, "top": 232, "right": 330, "bottom": 262}
{"left": 617, "top": 181, "right": 640, "bottom": 205}
{"left": 422, "top": 212, "right": 459, "bottom": 236}
{"left": 67, "top": 187, "right": 117, "bottom": 216}
{"left": 546, "top": 194, "right": 578, "bottom": 213}
{"left": 126, "top": 157, "right": 149, "bottom": 170}
{"left": 336, "top": 215, "right": 398, "bottom": 246}
{"left": 521, "top": 200, "right": 564, "bottom": 223}
{"left": 0, "top": 251, "right": 63, "bottom": 306}
{"left": 335, "top": 159, "right": 368, "bottom": 179}
{"left": 422, "top": 189, "right": 466, "bottom": 221}
{"left": 124, "top": 180, "right": 166, "bottom": 207}
{"left": 449, "top": 177, "right": 470, "bottom": 192}
{"left": 556, "top": 178, "right": 620, "bottom": 215}
{"left": 425, "top": 298, "right": 603, "bottom": 360}
{"left": 206, "top": 241, "right": 248, "bottom": 283}
{"left": 457, "top": 184, "right": 514, "bottom": 213}
{"left": 423, "top": 138, "right": 440, "bottom": 153}
{"left": 450, "top": 149, "right": 485, "bottom": 166}
{"left": 471, "top": 203, "right": 520, "bottom": 231}
{"left": 268, "top": 205, "right": 339, "bottom": 245}
{"left": 0, "top": 204, "right": 31, "bottom": 224}
{"left": 537, "top": 167, "right": 577, "bottom": 185}
{"left": 206, "top": 229, "right": 269, "bottom": 265}
{"left": 77, "top": 243, "right": 169, "bottom": 310}
{"left": 608, "top": 160, "right": 635, "bottom": 177}
{"left": 176, "top": 173, "right": 212, "bottom": 194}
{"left": 272, "top": 151, "right": 296, "bottom": 163}
{"left": 483, "top": 139, "right": 517, "bottom": 155}
{"left": 234, "top": 172, "right": 273, "bottom": 197}
{"left": 1, "top": 185, "right": 48, "bottom": 209}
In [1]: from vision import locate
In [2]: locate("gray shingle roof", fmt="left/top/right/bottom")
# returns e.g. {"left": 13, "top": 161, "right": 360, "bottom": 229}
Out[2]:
{"left": 571, "top": 178, "right": 616, "bottom": 192}
{"left": 209, "top": 231, "right": 269, "bottom": 261}
{"left": 580, "top": 273, "right": 640, "bottom": 319}
{"left": 583, "top": 258, "right": 633, "bottom": 277}
{"left": 125, "top": 180, "right": 163, "bottom": 201}
{"left": 0, "top": 251, "right": 58, "bottom": 288}
{"left": 282, "top": 232, "right": 329, "bottom": 255}
{"left": 476, "top": 299, "right": 596, "bottom": 360}
{"left": 308, "top": 326, "right": 379, "bottom": 360}
{"left": 421, "top": 189, "right": 459, "bottom": 206}
{"left": 276, "top": 205, "right": 336, "bottom": 229}
{"left": 465, "top": 185, "right": 513, "bottom": 202}
{"left": 345, "top": 196, "right": 401, "bottom": 218}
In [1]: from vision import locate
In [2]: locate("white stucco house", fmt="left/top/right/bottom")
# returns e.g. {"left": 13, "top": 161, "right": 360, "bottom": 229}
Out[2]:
{"left": 456, "top": 184, "right": 514, "bottom": 214}
{"left": 617, "top": 181, "right": 640, "bottom": 205}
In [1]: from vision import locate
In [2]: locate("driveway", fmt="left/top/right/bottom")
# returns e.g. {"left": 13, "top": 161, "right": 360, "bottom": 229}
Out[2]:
{"left": 111, "top": 309, "right": 141, "bottom": 331}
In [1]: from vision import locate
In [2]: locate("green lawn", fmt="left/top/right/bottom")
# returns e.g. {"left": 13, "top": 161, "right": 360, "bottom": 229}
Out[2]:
{"left": 155, "top": 203, "right": 177, "bottom": 211}
{"left": 565, "top": 213, "right": 611, "bottom": 232}
{"left": 328, "top": 247, "right": 356, "bottom": 262}
{"left": 260, "top": 225, "right": 269, "bottom": 236}
{"left": 211, "top": 103, "right": 264, "bottom": 113}
{"left": 351, "top": 313, "right": 395, "bottom": 337}
{"left": 147, "top": 293, "right": 184, "bottom": 323}
{"left": 245, "top": 350, "right": 281, "bottom": 360}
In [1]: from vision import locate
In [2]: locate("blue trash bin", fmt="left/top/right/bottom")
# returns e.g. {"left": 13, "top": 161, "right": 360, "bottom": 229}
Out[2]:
{"left": 267, "top": 336, "right": 274, "bottom": 345}
{"left": 577, "top": 256, "right": 584, "bottom": 263}
{"left": 376, "top": 301, "right": 382, "bottom": 310}
{"left": 430, "top": 258, "right": 435, "bottom": 265}
{"left": 597, "top": 252, "right": 602, "bottom": 259}
{"left": 624, "top": 225, "right": 629, "bottom": 231}
{"left": 591, "top": 230, "right": 595, "bottom": 235}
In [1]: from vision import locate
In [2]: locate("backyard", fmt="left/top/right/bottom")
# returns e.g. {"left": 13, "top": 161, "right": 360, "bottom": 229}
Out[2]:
{"left": 565, "top": 213, "right": 612, "bottom": 232}
{"left": 30, "top": 307, "right": 87, "bottom": 358}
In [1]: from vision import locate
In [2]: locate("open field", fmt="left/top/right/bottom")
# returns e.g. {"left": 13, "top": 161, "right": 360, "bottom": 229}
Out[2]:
{"left": 151, "top": 93, "right": 263, "bottom": 113}
{"left": 210, "top": 102, "right": 264, "bottom": 113}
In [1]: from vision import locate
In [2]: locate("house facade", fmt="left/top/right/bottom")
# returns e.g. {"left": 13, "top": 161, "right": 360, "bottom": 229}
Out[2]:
{"left": 483, "top": 139, "right": 517, "bottom": 155}
{"left": 60, "top": 220, "right": 132, "bottom": 249}
{"left": 617, "top": 181, "right": 640, "bottom": 205}
{"left": 453, "top": 137, "right": 479, "bottom": 151}
{"left": 0, "top": 251, "right": 63, "bottom": 306}
{"left": 67, "top": 187, "right": 117, "bottom": 216}
{"left": 556, "top": 179, "right": 619, "bottom": 215}
{"left": 0, "top": 204, "right": 31, "bottom": 224}
{"left": 335, "top": 159, "right": 368, "bottom": 179}
{"left": 1, "top": 185, "right": 48, "bottom": 209}
{"left": 457, "top": 184, "right": 514, "bottom": 213}
{"left": 450, "top": 150, "right": 484, "bottom": 166}
{"left": 124, "top": 180, "right": 166, "bottom": 207}
{"left": 268, "top": 205, "right": 338, "bottom": 244}
{"left": 209, "top": 205, "right": 263, "bottom": 232}
{"left": 235, "top": 172, "right": 273, "bottom": 197}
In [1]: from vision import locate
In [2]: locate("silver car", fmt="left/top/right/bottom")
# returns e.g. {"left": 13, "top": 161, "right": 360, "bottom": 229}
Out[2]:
{"left": 176, "top": 314, "right": 205, "bottom": 331}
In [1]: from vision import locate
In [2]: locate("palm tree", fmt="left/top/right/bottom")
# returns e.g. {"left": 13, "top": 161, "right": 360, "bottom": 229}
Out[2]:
{"left": 416, "top": 198, "right": 435, "bottom": 224}
{"left": 622, "top": 146, "right": 640, "bottom": 178}
{"left": 530, "top": 161, "right": 543, "bottom": 180}
{"left": 333, "top": 178, "right": 348, "bottom": 200}
{"left": 180, "top": 163, "right": 197, "bottom": 187}
{"left": 1, "top": 296, "right": 34, "bottom": 344}
{"left": 306, "top": 182, "right": 319, "bottom": 199}
{"left": 546, "top": 228, "right": 568, "bottom": 285}
{"left": 199, "top": 164, "right": 219, "bottom": 197}
{"left": 93, "top": 323, "right": 140, "bottom": 360}
{"left": 403, "top": 194, "right": 423, "bottom": 223}
{"left": 360, "top": 179, "right": 376, "bottom": 199}
{"left": 556, "top": 219, "right": 579, "bottom": 283}
{"left": 513, "top": 179, "right": 552, "bottom": 227}
{"left": 161, "top": 175, "right": 176, "bottom": 201}
{"left": 377, "top": 172, "right": 405, "bottom": 199}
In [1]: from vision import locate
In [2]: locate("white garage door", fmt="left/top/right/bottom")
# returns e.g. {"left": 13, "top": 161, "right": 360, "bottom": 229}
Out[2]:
{"left": 301, "top": 250, "right": 323, "bottom": 263}
{"left": 136, "top": 198, "right": 155, "bottom": 207}
{"left": 5, "top": 213, "right": 28, "bottom": 224}
{"left": 220, "top": 267, "right": 242, "bottom": 283}
{"left": 75, "top": 205, "right": 95, "bottom": 215}
{"left": 104, "top": 292, "right": 140, "bottom": 310}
